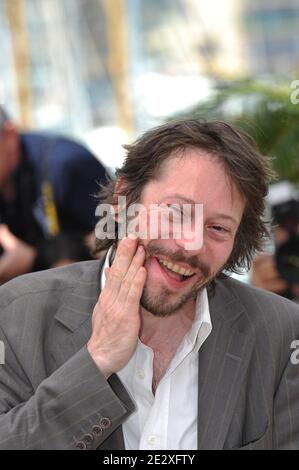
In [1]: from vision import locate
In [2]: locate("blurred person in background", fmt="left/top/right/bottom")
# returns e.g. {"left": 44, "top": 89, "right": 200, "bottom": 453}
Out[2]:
{"left": 0, "top": 106, "right": 108, "bottom": 283}
{"left": 251, "top": 240, "right": 299, "bottom": 301}
{"left": 251, "top": 182, "right": 299, "bottom": 301}
{"left": 250, "top": 231, "right": 294, "bottom": 296}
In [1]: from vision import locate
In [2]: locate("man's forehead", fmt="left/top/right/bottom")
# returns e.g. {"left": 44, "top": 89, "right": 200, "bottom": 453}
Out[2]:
{"left": 158, "top": 147, "right": 217, "bottom": 173}
{"left": 158, "top": 194, "right": 196, "bottom": 204}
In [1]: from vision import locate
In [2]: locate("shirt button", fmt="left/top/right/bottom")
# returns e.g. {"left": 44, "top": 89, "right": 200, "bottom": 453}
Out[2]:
{"left": 137, "top": 369, "right": 145, "bottom": 379}
{"left": 92, "top": 425, "right": 102, "bottom": 436}
{"left": 75, "top": 441, "right": 87, "bottom": 450}
{"left": 83, "top": 433, "right": 94, "bottom": 445}
{"left": 99, "top": 417, "right": 112, "bottom": 429}
{"left": 147, "top": 435, "right": 157, "bottom": 446}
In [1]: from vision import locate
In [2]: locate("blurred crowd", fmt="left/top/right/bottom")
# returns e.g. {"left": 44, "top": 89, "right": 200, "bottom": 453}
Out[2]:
{"left": 0, "top": 105, "right": 108, "bottom": 284}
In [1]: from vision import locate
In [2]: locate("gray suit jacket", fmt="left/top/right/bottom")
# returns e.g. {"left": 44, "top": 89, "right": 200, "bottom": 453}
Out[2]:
{"left": 0, "top": 259, "right": 299, "bottom": 450}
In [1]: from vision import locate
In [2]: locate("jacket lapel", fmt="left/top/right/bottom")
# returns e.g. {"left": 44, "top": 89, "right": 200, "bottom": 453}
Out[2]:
{"left": 197, "top": 279, "right": 255, "bottom": 450}
{"left": 51, "top": 260, "right": 103, "bottom": 368}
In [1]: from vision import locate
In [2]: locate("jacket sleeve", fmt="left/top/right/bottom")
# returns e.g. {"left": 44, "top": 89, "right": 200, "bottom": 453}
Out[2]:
{"left": 0, "top": 326, "right": 133, "bottom": 450}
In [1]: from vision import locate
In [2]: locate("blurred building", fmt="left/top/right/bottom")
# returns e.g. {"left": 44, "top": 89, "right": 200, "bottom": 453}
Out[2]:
{"left": 21, "top": 0, "right": 117, "bottom": 133}
{"left": 243, "top": 0, "right": 299, "bottom": 75}
{"left": 1, "top": 0, "right": 298, "bottom": 169}
{"left": 1, "top": 0, "right": 246, "bottom": 134}
{"left": 0, "top": 1, "right": 17, "bottom": 114}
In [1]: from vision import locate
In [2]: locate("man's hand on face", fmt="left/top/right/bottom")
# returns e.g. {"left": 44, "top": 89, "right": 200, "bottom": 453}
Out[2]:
{"left": 0, "top": 224, "right": 37, "bottom": 283}
{"left": 87, "top": 235, "right": 147, "bottom": 378}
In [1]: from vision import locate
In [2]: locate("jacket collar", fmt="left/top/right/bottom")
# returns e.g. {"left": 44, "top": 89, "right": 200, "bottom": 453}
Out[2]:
{"left": 54, "top": 258, "right": 104, "bottom": 332}
{"left": 196, "top": 278, "right": 255, "bottom": 449}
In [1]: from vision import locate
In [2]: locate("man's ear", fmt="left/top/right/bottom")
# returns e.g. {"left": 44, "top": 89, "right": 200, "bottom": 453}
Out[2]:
{"left": 112, "top": 176, "right": 128, "bottom": 223}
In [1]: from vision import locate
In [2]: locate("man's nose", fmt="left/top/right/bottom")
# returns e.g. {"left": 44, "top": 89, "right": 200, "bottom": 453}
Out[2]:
{"left": 173, "top": 231, "right": 206, "bottom": 255}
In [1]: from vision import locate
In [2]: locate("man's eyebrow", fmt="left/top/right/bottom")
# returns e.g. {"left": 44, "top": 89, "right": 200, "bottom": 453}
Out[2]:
{"left": 160, "top": 194, "right": 196, "bottom": 204}
{"left": 209, "top": 213, "right": 238, "bottom": 227}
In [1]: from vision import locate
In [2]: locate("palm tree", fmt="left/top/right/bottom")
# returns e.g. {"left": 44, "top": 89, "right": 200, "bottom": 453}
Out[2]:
{"left": 174, "top": 79, "right": 299, "bottom": 183}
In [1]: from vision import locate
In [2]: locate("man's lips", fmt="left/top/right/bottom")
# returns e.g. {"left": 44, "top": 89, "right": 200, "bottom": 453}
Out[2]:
{"left": 146, "top": 255, "right": 199, "bottom": 287}
{"left": 150, "top": 254, "right": 199, "bottom": 276}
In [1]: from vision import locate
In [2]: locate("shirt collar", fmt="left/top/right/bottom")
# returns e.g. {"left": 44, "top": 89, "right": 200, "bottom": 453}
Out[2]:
{"left": 186, "top": 287, "right": 212, "bottom": 353}
{"left": 100, "top": 246, "right": 114, "bottom": 289}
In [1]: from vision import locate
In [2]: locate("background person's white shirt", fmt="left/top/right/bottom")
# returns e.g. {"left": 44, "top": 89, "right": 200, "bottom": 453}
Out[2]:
{"left": 101, "top": 247, "right": 212, "bottom": 450}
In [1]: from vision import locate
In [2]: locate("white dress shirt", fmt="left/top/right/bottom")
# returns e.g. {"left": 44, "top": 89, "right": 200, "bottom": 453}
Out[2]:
{"left": 101, "top": 247, "right": 212, "bottom": 450}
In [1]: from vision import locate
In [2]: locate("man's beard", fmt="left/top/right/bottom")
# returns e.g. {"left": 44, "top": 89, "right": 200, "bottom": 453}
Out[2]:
{"left": 140, "top": 278, "right": 211, "bottom": 317}
{"left": 140, "top": 241, "right": 214, "bottom": 317}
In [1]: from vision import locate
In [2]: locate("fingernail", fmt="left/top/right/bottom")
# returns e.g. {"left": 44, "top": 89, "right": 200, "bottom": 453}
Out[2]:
{"left": 128, "top": 233, "right": 138, "bottom": 240}
{"left": 137, "top": 246, "right": 144, "bottom": 254}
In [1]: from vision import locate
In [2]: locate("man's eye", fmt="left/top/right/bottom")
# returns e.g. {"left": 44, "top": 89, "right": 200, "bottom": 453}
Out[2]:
{"left": 173, "top": 206, "right": 183, "bottom": 215}
{"left": 165, "top": 204, "right": 183, "bottom": 216}
{"left": 212, "top": 225, "right": 228, "bottom": 233}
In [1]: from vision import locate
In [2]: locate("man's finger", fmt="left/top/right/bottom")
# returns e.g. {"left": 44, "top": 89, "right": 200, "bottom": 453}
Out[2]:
{"left": 125, "top": 266, "right": 147, "bottom": 306}
{"left": 108, "top": 235, "right": 138, "bottom": 293}
{"left": 118, "top": 245, "right": 145, "bottom": 303}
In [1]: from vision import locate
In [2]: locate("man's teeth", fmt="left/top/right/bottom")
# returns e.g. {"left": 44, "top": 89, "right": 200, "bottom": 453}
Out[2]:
{"left": 158, "top": 259, "right": 195, "bottom": 277}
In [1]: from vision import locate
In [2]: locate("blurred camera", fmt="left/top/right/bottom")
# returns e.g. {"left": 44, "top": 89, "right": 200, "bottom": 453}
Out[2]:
{"left": 268, "top": 181, "right": 299, "bottom": 291}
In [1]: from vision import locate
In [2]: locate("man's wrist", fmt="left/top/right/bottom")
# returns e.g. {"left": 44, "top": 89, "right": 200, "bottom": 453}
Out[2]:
{"left": 86, "top": 342, "right": 112, "bottom": 379}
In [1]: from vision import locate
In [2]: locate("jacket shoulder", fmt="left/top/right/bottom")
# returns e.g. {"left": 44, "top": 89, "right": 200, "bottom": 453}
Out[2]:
{"left": 0, "top": 260, "right": 102, "bottom": 309}
{"left": 215, "top": 275, "right": 299, "bottom": 330}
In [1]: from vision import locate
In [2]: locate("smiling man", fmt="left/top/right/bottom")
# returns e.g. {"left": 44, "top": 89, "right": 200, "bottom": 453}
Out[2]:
{"left": 0, "top": 119, "right": 299, "bottom": 450}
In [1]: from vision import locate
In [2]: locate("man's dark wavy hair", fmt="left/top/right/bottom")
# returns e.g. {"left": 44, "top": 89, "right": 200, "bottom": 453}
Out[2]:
{"left": 94, "top": 118, "right": 275, "bottom": 275}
